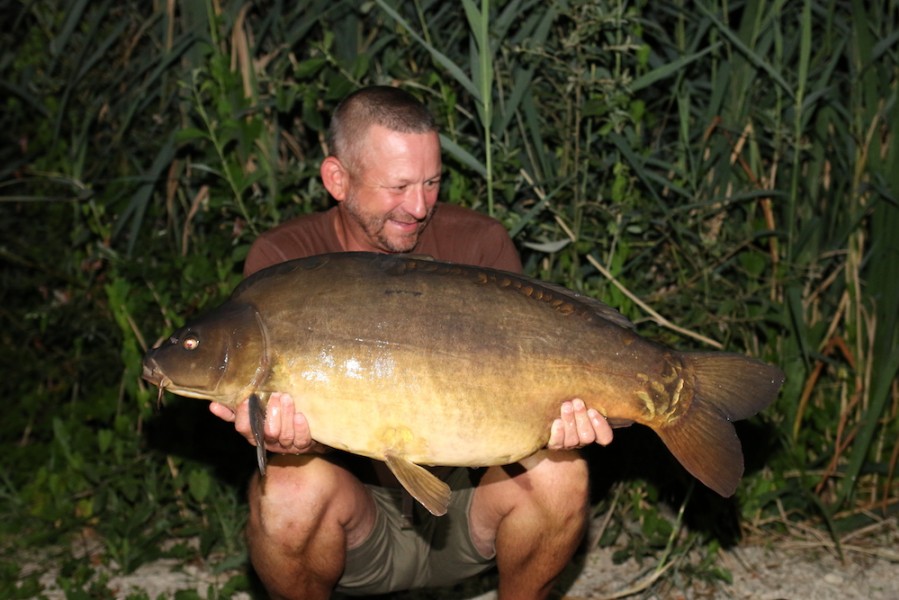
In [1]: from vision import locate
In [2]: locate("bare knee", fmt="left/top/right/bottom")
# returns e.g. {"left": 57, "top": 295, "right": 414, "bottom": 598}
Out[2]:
{"left": 248, "top": 454, "right": 374, "bottom": 547}
{"left": 471, "top": 452, "right": 590, "bottom": 597}
{"left": 245, "top": 455, "right": 376, "bottom": 599}
{"left": 245, "top": 455, "right": 378, "bottom": 600}
{"left": 521, "top": 450, "right": 590, "bottom": 523}
{"left": 471, "top": 451, "right": 589, "bottom": 555}
{"left": 252, "top": 455, "right": 344, "bottom": 503}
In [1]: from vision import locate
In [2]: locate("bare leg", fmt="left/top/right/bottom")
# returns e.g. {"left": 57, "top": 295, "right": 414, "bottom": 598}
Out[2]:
{"left": 469, "top": 450, "right": 589, "bottom": 600}
{"left": 246, "top": 454, "right": 377, "bottom": 600}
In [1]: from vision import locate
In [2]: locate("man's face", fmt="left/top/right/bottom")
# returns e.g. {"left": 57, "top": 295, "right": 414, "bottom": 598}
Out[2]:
{"left": 339, "top": 125, "right": 442, "bottom": 253}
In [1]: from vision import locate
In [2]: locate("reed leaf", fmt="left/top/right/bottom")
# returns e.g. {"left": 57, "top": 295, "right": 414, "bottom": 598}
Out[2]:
{"left": 631, "top": 43, "right": 722, "bottom": 92}
{"left": 375, "top": 0, "right": 479, "bottom": 99}
{"left": 696, "top": 1, "right": 794, "bottom": 99}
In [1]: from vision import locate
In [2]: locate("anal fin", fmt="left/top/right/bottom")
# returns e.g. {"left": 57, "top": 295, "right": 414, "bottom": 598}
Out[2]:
{"left": 384, "top": 453, "right": 451, "bottom": 517}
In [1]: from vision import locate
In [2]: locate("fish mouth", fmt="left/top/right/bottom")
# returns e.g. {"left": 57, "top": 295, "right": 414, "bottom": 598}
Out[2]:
{"left": 140, "top": 357, "right": 220, "bottom": 404}
{"left": 141, "top": 358, "right": 172, "bottom": 407}
{"left": 141, "top": 358, "right": 167, "bottom": 386}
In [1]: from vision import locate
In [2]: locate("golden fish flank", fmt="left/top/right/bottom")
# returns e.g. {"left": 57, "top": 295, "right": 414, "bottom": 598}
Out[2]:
{"left": 142, "top": 251, "right": 785, "bottom": 516}
{"left": 296, "top": 341, "right": 399, "bottom": 384}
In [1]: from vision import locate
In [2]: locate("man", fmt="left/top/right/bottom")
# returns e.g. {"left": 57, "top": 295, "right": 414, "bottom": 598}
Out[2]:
{"left": 209, "top": 86, "right": 613, "bottom": 599}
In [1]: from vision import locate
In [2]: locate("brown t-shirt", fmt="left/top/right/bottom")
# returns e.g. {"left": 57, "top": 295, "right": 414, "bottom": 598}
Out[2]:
{"left": 243, "top": 201, "right": 521, "bottom": 487}
{"left": 243, "top": 202, "right": 522, "bottom": 276}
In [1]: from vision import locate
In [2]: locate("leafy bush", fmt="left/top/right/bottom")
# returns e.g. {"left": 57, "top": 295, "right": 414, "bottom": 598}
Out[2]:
{"left": 1, "top": 0, "right": 896, "bottom": 595}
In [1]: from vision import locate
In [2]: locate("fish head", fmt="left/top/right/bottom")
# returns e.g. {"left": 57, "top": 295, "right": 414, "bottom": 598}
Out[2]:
{"left": 142, "top": 301, "right": 268, "bottom": 407}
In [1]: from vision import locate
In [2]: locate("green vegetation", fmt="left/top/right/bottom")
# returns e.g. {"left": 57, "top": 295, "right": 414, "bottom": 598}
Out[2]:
{"left": 2, "top": 0, "right": 896, "bottom": 597}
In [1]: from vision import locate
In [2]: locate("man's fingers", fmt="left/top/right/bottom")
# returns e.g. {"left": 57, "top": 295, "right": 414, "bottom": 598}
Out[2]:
{"left": 277, "top": 395, "right": 295, "bottom": 447}
{"left": 590, "top": 409, "right": 614, "bottom": 446}
{"left": 208, "top": 401, "right": 236, "bottom": 423}
{"left": 265, "top": 395, "right": 282, "bottom": 440}
{"left": 561, "top": 401, "right": 578, "bottom": 447}
{"left": 232, "top": 401, "right": 257, "bottom": 445}
{"left": 571, "top": 399, "right": 595, "bottom": 445}
{"left": 292, "top": 412, "right": 316, "bottom": 453}
{"left": 548, "top": 418, "right": 564, "bottom": 449}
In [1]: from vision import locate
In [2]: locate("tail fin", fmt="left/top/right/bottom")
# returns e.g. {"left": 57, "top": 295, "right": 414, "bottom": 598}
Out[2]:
{"left": 656, "top": 353, "right": 784, "bottom": 497}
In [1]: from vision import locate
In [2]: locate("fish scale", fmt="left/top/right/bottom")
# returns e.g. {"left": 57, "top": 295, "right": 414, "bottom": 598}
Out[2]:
{"left": 142, "top": 251, "right": 784, "bottom": 516}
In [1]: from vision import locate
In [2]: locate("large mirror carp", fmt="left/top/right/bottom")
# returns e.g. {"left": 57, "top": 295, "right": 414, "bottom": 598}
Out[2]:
{"left": 142, "top": 252, "right": 784, "bottom": 515}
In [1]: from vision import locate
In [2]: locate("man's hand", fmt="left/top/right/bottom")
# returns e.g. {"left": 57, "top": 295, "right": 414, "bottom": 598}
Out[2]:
{"left": 209, "top": 392, "right": 326, "bottom": 454}
{"left": 547, "top": 398, "right": 613, "bottom": 450}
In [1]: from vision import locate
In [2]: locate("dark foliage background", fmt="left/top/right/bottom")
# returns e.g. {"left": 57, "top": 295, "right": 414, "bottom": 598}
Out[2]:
{"left": 1, "top": 0, "right": 896, "bottom": 596}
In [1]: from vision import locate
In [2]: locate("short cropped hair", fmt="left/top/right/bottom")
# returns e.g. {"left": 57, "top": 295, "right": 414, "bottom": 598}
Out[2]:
{"left": 327, "top": 86, "right": 438, "bottom": 173}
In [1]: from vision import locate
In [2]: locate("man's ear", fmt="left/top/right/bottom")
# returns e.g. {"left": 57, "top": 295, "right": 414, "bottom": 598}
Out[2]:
{"left": 321, "top": 156, "right": 348, "bottom": 201}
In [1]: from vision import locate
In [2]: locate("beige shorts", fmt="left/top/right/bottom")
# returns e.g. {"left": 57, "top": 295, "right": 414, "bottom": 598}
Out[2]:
{"left": 335, "top": 467, "right": 496, "bottom": 595}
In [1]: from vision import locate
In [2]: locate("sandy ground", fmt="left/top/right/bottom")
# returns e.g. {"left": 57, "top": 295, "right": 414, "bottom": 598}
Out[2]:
{"left": 22, "top": 518, "right": 898, "bottom": 599}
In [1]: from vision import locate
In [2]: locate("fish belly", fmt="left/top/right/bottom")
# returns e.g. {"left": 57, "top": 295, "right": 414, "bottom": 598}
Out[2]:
{"left": 277, "top": 356, "right": 562, "bottom": 466}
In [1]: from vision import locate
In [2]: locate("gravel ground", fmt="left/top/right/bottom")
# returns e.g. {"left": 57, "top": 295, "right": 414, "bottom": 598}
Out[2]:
{"left": 557, "top": 537, "right": 899, "bottom": 599}
{"left": 24, "top": 517, "right": 898, "bottom": 599}
{"left": 392, "top": 519, "right": 899, "bottom": 600}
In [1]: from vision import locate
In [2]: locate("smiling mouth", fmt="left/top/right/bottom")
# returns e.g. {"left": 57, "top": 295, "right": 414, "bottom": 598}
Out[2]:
{"left": 389, "top": 219, "right": 423, "bottom": 232}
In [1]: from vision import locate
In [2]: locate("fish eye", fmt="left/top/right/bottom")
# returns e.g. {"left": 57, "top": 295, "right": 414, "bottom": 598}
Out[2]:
{"left": 182, "top": 335, "right": 200, "bottom": 350}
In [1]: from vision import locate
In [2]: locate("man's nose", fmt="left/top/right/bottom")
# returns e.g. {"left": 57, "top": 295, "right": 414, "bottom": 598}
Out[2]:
{"left": 405, "top": 185, "right": 430, "bottom": 220}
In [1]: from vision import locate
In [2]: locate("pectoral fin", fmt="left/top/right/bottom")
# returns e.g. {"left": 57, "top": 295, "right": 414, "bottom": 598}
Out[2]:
{"left": 248, "top": 393, "right": 267, "bottom": 476}
{"left": 384, "top": 453, "right": 451, "bottom": 517}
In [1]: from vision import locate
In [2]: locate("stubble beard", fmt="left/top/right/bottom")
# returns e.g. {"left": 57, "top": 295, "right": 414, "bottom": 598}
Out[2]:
{"left": 343, "top": 193, "right": 435, "bottom": 253}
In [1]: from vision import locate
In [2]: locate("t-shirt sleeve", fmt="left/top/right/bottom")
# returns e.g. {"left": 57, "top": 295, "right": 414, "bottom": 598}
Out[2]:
{"left": 479, "top": 221, "right": 522, "bottom": 274}
{"left": 242, "top": 210, "right": 341, "bottom": 277}
{"left": 243, "top": 237, "right": 292, "bottom": 277}
{"left": 415, "top": 203, "right": 522, "bottom": 274}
